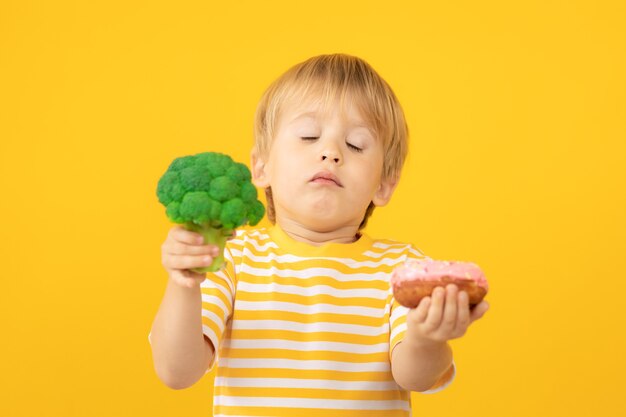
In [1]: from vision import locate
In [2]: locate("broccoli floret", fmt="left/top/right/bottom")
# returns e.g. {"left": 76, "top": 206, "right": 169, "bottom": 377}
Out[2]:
{"left": 156, "top": 152, "right": 265, "bottom": 272}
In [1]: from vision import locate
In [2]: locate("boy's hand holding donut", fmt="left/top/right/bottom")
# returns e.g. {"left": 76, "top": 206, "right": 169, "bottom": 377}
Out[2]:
{"left": 392, "top": 260, "right": 490, "bottom": 345}
{"left": 161, "top": 225, "right": 230, "bottom": 288}
{"left": 405, "top": 283, "right": 489, "bottom": 346}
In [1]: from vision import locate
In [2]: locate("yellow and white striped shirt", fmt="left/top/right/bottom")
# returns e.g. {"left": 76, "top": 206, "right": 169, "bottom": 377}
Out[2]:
{"left": 200, "top": 225, "right": 456, "bottom": 417}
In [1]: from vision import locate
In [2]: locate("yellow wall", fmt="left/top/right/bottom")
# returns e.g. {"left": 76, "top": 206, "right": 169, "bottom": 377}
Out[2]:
{"left": 1, "top": 1, "right": 624, "bottom": 416}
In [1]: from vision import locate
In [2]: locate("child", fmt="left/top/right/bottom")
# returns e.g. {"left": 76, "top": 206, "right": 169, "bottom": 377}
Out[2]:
{"left": 149, "top": 53, "right": 489, "bottom": 416}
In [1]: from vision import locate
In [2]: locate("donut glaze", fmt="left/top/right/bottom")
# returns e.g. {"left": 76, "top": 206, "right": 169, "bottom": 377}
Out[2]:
{"left": 391, "top": 259, "right": 488, "bottom": 309}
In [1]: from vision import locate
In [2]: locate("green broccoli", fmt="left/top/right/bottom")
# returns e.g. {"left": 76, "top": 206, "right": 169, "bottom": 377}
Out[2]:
{"left": 156, "top": 152, "right": 265, "bottom": 273}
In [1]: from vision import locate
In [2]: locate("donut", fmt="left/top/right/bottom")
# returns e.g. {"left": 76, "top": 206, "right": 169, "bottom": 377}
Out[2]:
{"left": 391, "top": 259, "right": 488, "bottom": 309}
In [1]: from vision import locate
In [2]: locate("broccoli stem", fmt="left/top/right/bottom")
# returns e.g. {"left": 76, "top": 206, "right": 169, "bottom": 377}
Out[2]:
{"left": 184, "top": 222, "right": 233, "bottom": 273}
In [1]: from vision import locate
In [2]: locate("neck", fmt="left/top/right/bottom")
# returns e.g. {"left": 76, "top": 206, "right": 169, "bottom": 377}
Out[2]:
{"left": 275, "top": 216, "right": 361, "bottom": 246}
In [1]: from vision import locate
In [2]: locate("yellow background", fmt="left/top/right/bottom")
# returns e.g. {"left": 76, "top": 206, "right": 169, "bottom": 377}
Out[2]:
{"left": 1, "top": 1, "right": 624, "bottom": 416}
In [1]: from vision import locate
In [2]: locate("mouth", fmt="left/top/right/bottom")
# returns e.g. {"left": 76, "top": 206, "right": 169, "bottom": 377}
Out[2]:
{"left": 310, "top": 171, "right": 343, "bottom": 187}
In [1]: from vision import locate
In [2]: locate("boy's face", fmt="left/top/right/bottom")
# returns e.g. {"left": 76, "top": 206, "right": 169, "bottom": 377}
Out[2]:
{"left": 252, "top": 95, "right": 397, "bottom": 233}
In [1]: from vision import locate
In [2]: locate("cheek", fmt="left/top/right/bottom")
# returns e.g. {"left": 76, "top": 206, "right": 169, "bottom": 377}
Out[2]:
{"left": 357, "top": 157, "right": 384, "bottom": 188}
{"left": 269, "top": 157, "right": 302, "bottom": 191}
{"left": 347, "top": 170, "right": 381, "bottom": 205}
{"left": 278, "top": 157, "right": 304, "bottom": 182}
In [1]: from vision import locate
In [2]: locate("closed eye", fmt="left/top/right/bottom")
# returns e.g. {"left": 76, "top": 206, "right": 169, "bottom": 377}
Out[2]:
{"left": 347, "top": 142, "right": 363, "bottom": 152}
{"left": 301, "top": 137, "right": 362, "bottom": 153}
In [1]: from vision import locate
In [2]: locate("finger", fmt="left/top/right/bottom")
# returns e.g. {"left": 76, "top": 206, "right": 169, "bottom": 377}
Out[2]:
{"left": 170, "top": 226, "right": 205, "bottom": 246}
{"left": 413, "top": 296, "right": 431, "bottom": 323}
{"left": 165, "top": 240, "right": 220, "bottom": 257}
{"left": 455, "top": 290, "right": 471, "bottom": 334}
{"left": 165, "top": 253, "right": 214, "bottom": 270}
{"left": 171, "top": 269, "right": 206, "bottom": 288}
{"left": 424, "top": 286, "right": 446, "bottom": 328}
{"left": 470, "top": 300, "right": 490, "bottom": 323}
{"left": 180, "top": 267, "right": 207, "bottom": 283}
{"left": 440, "top": 284, "right": 458, "bottom": 332}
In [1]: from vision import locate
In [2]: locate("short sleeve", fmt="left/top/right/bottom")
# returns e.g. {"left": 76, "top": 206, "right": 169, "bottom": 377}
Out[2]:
{"left": 389, "top": 244, "right": 456, "bottom": 393}
{"left": 200, "top": 243, "right": 237, "bottom": 372}
{"left": 419, "top": 360, "right": 456, "bottom": 394}
{"left": 389, "top": 244, "right": 431, "bottom": 360}
{"left": 389, "top": 296, "right": 409, "bottom": 362}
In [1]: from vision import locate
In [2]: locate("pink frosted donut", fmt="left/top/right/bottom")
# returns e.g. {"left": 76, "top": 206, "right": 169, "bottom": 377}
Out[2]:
{"left": 391, "top": 259, "right": 489, "bottom": 309}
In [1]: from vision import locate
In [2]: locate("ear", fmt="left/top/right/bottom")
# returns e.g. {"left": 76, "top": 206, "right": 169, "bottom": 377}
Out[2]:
{"left": 372, "top": 176, "right": 398, "bottom": 207}
{"left": 250, "top": 148, "right": 270, "bottom": 188}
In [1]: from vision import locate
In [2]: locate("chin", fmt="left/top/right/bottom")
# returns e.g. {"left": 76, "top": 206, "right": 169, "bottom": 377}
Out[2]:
{"left": 298, "top": 206, "right": 343, "bottom": 231}
{"left": 279, "top": 194, "right": 357, "bottom": 230}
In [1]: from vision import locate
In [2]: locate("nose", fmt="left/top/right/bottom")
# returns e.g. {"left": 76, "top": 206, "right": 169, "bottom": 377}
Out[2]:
{"left": 318, "top": 134, "right": 343, "bottom": 165}
{"left": 320, "top": 143, "right": 342, "bottom": 164}
{"left": 321, "top": 153, "right": 340, "bottom": 164}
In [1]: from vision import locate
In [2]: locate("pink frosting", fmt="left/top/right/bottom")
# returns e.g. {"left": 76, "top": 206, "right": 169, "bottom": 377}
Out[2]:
{"left": 391, "top": 259, "right": 488, "bottom": 290}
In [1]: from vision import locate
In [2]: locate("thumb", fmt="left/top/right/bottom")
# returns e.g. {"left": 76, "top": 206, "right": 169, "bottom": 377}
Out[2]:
{"left": 470, "top": 300, "right": 489, "bottom": 323}
{"left": 411, "top": 296, "right": 431, "bottom": 323}
{"left": 173, "top": 269, "right": 206, "bottom": 288}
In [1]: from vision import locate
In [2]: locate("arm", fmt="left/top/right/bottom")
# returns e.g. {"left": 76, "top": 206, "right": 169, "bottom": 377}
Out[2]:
{"left": 391, "top": 339, "right": 453, "bottom": 392}
{"left": 391, "top": 284, "right": 489, "bottom": 392}
{"left": 149, "top": 277, "right": 215, "bottom": 389}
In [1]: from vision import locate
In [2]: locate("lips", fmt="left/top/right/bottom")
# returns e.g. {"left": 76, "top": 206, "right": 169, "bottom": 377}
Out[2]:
{"left": 311, "top": 171, "right": 343, "bottom": 187}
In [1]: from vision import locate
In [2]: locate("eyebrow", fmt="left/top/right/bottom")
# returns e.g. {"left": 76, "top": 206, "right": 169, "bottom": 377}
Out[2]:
{"left": 289, "top": 111, "right": 374, "bottom": 134}
{"left": 289, "top": 112, "right": 318, "bottom": 124}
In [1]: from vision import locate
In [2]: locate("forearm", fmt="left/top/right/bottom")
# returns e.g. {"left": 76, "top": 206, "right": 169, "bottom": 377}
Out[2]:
{"left": 391, "top": 339, "right": 453, "bottom": 392}
{"left": 150, "top": 278, "right": 214, "bottom": 389}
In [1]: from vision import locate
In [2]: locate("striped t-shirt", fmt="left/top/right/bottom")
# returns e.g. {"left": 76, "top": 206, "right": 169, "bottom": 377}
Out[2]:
{"left": 199, "top": 225, "right": 456, "bottom": 416}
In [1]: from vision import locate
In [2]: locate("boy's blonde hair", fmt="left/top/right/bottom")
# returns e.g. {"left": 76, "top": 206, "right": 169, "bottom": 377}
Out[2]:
{"left": 253, "top": 53, "right": 409, "bottom": 230}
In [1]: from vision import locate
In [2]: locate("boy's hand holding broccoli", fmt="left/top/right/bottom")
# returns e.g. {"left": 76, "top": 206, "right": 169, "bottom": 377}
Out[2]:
{"left": 156, "top": 152, "right": 265, "bottom": 286}
{"left": 160, "top": 225, "right": 226, "bottom": 288}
